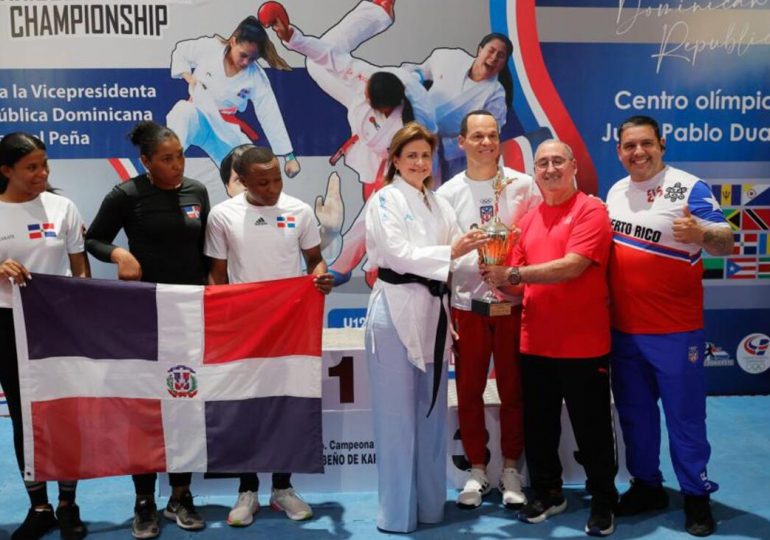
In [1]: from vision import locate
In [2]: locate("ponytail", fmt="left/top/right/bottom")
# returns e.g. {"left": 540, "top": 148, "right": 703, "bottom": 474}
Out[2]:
{"left": 498, "top": 67, "right": 513, "bottom": 110}
{"left": 401, "top": 98, "right": 415, "bottom": 125}
{"left": 261, "top": 37, "right": 291, "bottom": 71}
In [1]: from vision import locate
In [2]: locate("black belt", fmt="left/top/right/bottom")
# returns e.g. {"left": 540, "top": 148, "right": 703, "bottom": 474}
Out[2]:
{"left": 377, "top": 268, "right": 449, "bottom": 417}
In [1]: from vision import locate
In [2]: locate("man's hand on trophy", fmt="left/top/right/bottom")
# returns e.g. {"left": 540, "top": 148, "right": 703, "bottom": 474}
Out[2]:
{"left": 479, "top": 263, "right": 511, "bottom": 288}
{"left": 451, "top": 229, "right": 488, "bottom": 259}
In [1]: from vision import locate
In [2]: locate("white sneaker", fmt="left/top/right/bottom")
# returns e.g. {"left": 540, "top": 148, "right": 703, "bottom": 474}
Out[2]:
{"left": 499, "top": 467, "right": 527, "bottom": 509}
{"left": 270, "top": 488, "right": 313, "bottom": 521}
{"left": 227, "top": 491, "right": 259, "bottom": 527}
{"left": 457, "top": 468, "right": 492, "bottom": 509}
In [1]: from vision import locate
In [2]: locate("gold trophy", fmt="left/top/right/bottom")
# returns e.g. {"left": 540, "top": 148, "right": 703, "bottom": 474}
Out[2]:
{"left": 471, "top": 168, "right": 518, "bottom": 317}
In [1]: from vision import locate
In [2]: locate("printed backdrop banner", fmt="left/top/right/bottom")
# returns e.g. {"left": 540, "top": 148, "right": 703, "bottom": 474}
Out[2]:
{"left": 12, "top": 274, "right": 324, "bottom": 481}
{"left": 1, "top": 0, "right": 768, "bottom": 395}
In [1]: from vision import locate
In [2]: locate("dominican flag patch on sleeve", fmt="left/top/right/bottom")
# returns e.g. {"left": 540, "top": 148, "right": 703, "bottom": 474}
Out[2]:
{"left": 276, "top": 215, "right": 296, "bottom": 228}
{"left": 27, "top": 223, "right": 56, "bottom": 239}
{"left": 182, "top": 205, "right": 201, "bottom": 219}
{"left": 12, "top": 274, "right": 324, "bottom": 481}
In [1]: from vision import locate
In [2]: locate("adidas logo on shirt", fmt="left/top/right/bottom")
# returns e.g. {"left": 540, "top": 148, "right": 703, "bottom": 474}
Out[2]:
{"left": 254, "top": 217, "right": 268, "bottom": 226}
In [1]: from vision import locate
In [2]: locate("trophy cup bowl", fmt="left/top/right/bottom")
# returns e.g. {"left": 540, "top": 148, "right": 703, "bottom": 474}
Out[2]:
{"left": 471, "top": 167, "right": 517, "bottom": 317}
{"left": 471, "top": 218, "right": 515, "bottom": 317}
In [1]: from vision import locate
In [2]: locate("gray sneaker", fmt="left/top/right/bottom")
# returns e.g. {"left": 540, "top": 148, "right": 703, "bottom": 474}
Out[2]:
{"left": 163, "top": 491, "right": 205, "bottom": 530}
{"left": 132, "top": 499, "right": 159, "bottom": 539}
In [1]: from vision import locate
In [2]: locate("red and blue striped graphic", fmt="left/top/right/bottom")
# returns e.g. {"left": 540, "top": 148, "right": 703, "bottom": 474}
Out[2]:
{"left": 490, "top": 0, "right": 599, "bottom": 194}
{"left": 107, "top": 157, "right": 145, "bottom": 182}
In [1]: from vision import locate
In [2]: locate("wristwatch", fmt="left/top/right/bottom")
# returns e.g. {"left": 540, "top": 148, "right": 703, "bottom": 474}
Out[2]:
{"left": 507, "top": 266, "right": 522, "bottom": 285}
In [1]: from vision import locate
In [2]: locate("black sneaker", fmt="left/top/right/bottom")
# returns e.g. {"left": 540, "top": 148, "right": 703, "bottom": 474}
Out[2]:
{"left": 12, "top": 505, "right": 58, "bottom": 540}
{"left": 163, "top": 491, "right": 205, "bottom": 531}
{"left": 518, "top": 490, "right": 567, "bottom": 524}
{"left": 684, "top": 494, "right": 716, "bottom": 537}
{"left": 56, "top": 504, "right": 87, "bottom": 540}
{"left": 131, "top": 499, "right": 159, "bottom": 539}
{"left": 616, "top": 479, "right": 669, "bottom": 516}
{"left": 585, "top": 500, "right": 615, "bottom": 537}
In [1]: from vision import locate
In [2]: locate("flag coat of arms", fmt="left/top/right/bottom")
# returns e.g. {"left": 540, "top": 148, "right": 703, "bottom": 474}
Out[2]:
{"left": 12, "top": 274, "right": 324, "bottom": 481}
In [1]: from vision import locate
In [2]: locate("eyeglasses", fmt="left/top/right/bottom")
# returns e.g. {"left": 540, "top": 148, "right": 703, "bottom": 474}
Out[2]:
{"left": 534, "top": 157, "right": 571, "bottom": 170}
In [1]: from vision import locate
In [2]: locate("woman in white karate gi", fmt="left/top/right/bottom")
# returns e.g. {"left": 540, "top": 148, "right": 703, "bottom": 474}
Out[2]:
{"left": 265, "top": 0, "right": 436, "bottom": 283}
{"left": 167, "top": 16, "right": 301, "bottom": 178}
{"left": 364, "top": 122, "right": 487, "bottom": 532}
{"left": 403, "top": 32, "right": 515, "bottom": 180}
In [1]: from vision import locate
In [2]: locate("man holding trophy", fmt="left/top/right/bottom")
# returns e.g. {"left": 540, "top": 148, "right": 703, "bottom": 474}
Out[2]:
{"left": 436, "top": 110, "right": 541, "bottom": 509}
{"left": 482, "top": 139, "right": 617, "bottom": 536}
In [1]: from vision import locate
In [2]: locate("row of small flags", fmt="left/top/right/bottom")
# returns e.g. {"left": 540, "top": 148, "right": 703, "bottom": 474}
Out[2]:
{"left": 704, "top": 257, "right": 770, "bottom": 280}
{"left": 713, "top": 183, "right": 770, "bottom": 207}
{"left": 731, "top": 232, "right": 770, "bottom": 256}
{"left": 723, "top": 208, "right": 770, "bottom": 231}
{"left": 706, "top": 182, "right": 769, "bottom": 281}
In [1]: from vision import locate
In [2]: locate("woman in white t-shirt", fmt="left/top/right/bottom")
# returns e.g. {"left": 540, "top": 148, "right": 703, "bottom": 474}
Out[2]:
{"left": 0, "top": 132, "right": 89, "bottom": 540}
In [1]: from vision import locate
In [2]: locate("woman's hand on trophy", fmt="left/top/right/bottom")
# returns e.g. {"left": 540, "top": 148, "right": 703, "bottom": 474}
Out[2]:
{"left": 451, "top": 229, "right": 488, "bottom": 259}
{"left": 480, "top": 263, "right": 511, "bottom": 287}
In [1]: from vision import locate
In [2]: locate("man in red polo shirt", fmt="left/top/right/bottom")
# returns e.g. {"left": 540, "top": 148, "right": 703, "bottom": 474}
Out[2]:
{"left": 483, "top": 139, "right": 617, "bottom": 537}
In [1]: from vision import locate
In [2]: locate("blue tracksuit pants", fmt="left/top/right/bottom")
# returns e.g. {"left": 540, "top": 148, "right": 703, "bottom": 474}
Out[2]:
{"left": 611, "top": 329, "right": 718, "bottom": 496}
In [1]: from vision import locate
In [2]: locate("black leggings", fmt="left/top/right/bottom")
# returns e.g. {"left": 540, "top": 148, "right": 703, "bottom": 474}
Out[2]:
{"left": 133, "top": 472, "right": 193, "bottom": 495}
{"left": 1, "top": 308, "right": 78, "bottom": 506}
{"left": 0, "top": 308, "right": 26, "bottom": 471}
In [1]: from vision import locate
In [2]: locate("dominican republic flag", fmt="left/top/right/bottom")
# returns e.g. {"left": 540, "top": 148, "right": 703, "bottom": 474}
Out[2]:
{"left": 276, "top": 216, "right": 296, "bottom": 228}
{"left": 27, "top": 223, "right": 57, "bottom": 239}
{"left": 12, "top": 274, "right": 323, "bottom": 481}
{"left": 182, "top": 205, "right": 201, "bottom": 219}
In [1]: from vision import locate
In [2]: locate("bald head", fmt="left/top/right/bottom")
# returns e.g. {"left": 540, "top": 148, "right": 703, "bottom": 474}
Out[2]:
{"left": 534, "top": 139, "right": 574, "bottom": 162}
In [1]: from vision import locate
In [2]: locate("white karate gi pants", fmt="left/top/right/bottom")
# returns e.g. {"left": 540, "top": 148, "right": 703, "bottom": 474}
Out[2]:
{"left": 364, "top": 292, "right": 447, "bottom": 532}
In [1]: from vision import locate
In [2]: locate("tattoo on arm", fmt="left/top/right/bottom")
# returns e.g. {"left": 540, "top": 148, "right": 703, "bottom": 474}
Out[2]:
{"left": 702, "top": 227, "right": 734, "bottom": 256}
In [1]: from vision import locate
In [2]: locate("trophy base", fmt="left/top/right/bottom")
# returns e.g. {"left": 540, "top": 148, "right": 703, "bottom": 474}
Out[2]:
{"left": 471, "top": 298, "right": 513, "bottom": 317}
